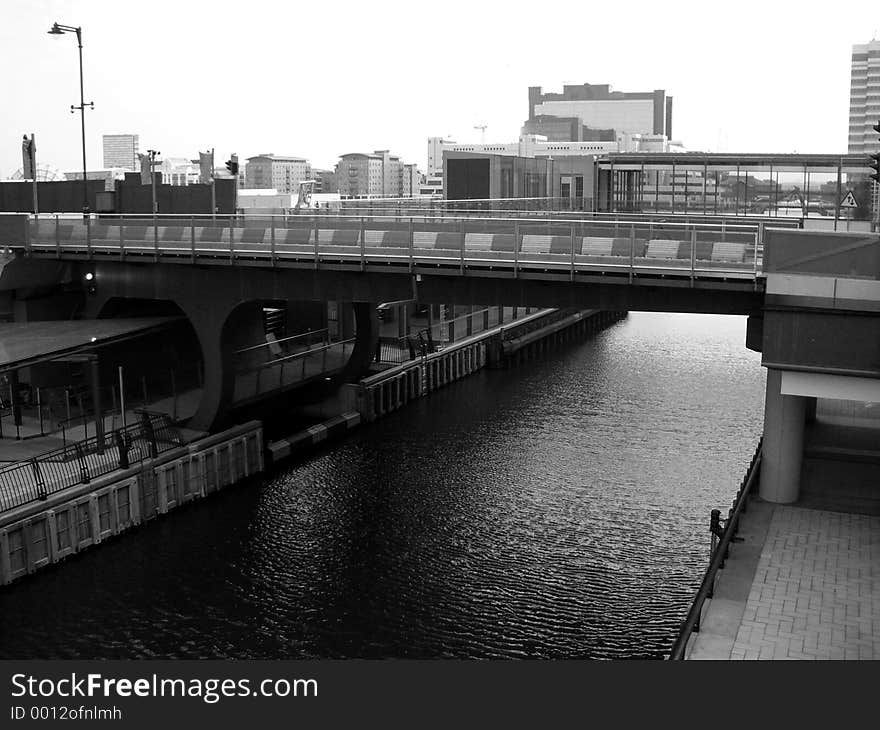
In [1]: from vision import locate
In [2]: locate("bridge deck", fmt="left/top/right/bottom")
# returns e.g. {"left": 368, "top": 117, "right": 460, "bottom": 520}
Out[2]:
{"left": 15, "top": 216, "right": 764, "bottom": 284}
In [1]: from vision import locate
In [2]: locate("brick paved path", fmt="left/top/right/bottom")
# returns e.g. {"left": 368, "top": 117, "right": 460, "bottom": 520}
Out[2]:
{"left": 730, "top": 506, "right": 880, "bottom": 660}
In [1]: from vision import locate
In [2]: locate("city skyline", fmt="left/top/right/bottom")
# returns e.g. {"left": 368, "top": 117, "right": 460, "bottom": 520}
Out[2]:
{"left": 2, "top": 0, "right": 878, "bottom": 179}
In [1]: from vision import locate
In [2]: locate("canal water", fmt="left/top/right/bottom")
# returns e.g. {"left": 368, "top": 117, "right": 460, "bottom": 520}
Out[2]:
{"left": 0, "top": 313, "right": 766, "bottom": 659}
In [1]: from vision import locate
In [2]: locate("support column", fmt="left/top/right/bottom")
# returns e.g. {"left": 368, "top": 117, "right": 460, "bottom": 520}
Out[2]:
{"left": 336, "top": 302, "right": 380, "bottom": 382}
{"left": 805, "top": 396, "right": 818, "bottom": 424}
{"left": 340, "top": 301, "right": 356, "bottom": 341}
{"left": 187, "top": 301, "right": 263, "bottom": 433}
{"left": 397, "top": 304, "right": 408, "bottom": 338}
{"left": 759, "top": 368, "right": 806, "bottom": 504}
{"left": 89, "top": 356, "right": 104, "bottom": 452}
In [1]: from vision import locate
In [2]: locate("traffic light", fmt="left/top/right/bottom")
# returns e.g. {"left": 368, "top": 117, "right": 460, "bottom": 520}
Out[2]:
{"left": 225, "top": 154, "right": 239, "bottom": 176}
{"left": 871, "top": 120, "right": 880, "bottom": 184}
{"left": 84, "top": 270, "right": 96, "bottom": 295}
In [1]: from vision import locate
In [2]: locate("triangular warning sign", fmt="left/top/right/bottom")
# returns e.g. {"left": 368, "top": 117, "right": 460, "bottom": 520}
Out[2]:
{"left": 840, "top": 190, "right": 858, "bottom": 208}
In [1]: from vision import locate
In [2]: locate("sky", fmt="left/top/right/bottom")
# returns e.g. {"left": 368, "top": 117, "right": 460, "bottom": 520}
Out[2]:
{"left": 2, "top": 0, "right": 878, "bottom": 178}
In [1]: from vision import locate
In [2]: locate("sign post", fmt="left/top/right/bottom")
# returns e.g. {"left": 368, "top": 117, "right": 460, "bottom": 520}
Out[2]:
{"left": 839, "top": 189, "right": 858, "bottom": 229}
{"left": 839, "top": 190, "right": 858, "bottom": 209}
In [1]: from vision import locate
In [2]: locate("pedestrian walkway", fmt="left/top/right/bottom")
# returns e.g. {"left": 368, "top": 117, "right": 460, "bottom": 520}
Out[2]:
{"left": 688, "top": 503, "right": 880, "bottom": 659}
{"left": 730, "top": 506, "right": 880, "bottom": 660}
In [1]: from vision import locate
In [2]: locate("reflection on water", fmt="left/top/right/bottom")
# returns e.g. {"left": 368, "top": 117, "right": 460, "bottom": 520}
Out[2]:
{"left": 0, "top": 313, "right": 765, "bottom": 659}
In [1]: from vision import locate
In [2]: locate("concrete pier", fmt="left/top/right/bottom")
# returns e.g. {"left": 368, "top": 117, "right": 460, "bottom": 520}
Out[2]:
{"left": 759, "top": 369, "right": 807, "bottom": 504}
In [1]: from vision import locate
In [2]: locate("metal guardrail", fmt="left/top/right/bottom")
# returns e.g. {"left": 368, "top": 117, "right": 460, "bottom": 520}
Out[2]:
{"left": 667, "top": 438, "right": 764, "bottom": 660}
{"left": 0, "top": 411, "right": 183, "bottom": 514}
{"left": 21, "top": 210, "right": 780, "bottom": 229}
{"left": 334, "top": 198, "right": 805, "bottom": 225}
{"left": 375, "top": 307, "right": 539, "bottom": 365}
{"left": 17, "top": 213, "right": 768, "bottom": 287}
{"left": 232, "top": 337, "right": 356, "bottom": 402}
{"left": 233, "top": 328, "right": 329, "bottom": 356}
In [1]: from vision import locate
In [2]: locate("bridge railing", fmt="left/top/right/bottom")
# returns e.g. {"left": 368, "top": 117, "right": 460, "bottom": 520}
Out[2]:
{"left": 330, "top": 197, "right": 804, "bottom": 226}
{"left": 232, "top": 337, "right": 356, "bottom": 402}
{"left": 376, "top": 306, "right": 532, "bottom": 364}
{"left": 20, "top": 213, "right": 767, "bottom": 283}
{"left": 667, "top": 438, "right": 764, "bottom": 660}
{"left": 233, "top": 329, "right": 330, "bottom": 371}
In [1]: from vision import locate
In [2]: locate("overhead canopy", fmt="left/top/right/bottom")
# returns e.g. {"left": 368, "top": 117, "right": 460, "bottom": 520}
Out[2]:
{"left": 598, "top": 152, "right": 871, "bottom": 174}
{"left": 0, "top": 317, "right": 180, "bottom": 372}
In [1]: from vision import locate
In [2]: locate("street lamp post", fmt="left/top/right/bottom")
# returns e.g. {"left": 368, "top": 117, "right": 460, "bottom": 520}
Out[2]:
{"left": 147, "top": 149, "right": 160, "bottom": 215}
{"left": 48, "top": 22, "right": 94, "bottom": 216}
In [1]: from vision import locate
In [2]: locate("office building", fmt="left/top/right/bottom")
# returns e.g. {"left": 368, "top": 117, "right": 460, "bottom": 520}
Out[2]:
{"left": 336, "top": 151, "right": 421, "bottom": 198}
{"left": 336, "top": 153, "right": 384, "bottom": 197}
{"left": 527, "top": 83, "right": 673, "bottom": 140}
{"left": 848, "top": 39, "right": 880, "bottom": 156}
{"left": 244, "top": 154, "right": 312, "bottom": 195}
{"left": 429, "top": 132, "right": 679, "bottom": 165}
{"left": 402, "top": 164, "right": 421, "bottom": 197}
{"left": 427, "top": 137, "right": 456, "bottom": 176}
{"left": 848, "top": 39, "right": 880, "bottom": 217}
{"left": 102, "top": 134, "right": 139, "bottom": 170}
{"left": 444, "top": 151, "right": 558, "bottom": 200}
{"left": 312, "top": 169, "right": 338, "bottom": 194}
{"left": 521, "top": 115, "right": 616, "bottom": 143}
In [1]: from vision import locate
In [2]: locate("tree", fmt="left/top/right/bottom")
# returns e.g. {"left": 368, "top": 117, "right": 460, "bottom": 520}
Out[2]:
{"left": 851, "top": 179, "right": 874, "bottom": 221}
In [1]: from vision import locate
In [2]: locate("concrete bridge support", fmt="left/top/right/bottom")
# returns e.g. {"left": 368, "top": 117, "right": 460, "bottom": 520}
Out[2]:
{"left": 759, "top": 368, "right": 807, "bottom": 504}
{"left": 186, "top": 301, "right": 265, "bottom": 432}
{"left": 188, "top": 300, "right": 377, "bottom": 432}
{"left": 81, "top": 285, "right": 379, "bottom": 433}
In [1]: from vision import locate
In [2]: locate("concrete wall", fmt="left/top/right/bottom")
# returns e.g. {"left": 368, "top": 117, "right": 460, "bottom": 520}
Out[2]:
{"left": 764, "top": 230, "right": 880, "bottom": 278}
{"left": 0, "top": 181, "right": 104, "bottom": 213}
{"left": 113, "top": 178, "right": 236, "bottom": 215}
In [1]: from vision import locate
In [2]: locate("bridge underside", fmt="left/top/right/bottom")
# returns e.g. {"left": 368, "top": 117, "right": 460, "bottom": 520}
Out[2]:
{"left": 1, "top": 254, "right": 762, "bottom": 431}
{"left": 36, "top": 259, "right": 762, "bottom": 316}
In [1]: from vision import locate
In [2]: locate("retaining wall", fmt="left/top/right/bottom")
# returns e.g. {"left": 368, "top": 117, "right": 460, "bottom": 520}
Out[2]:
{"left": 348, "top": 309, "right": 627, "bottom": 424}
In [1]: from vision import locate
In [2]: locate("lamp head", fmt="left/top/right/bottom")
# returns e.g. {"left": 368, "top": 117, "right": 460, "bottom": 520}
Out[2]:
{"left": 48, "top": 23, "right": 64, "bottom": 36}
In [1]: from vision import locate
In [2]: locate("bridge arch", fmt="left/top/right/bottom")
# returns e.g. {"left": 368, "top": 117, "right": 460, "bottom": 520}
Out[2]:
{"left": 87, "top": 292, "right": 379, "bottom": 432}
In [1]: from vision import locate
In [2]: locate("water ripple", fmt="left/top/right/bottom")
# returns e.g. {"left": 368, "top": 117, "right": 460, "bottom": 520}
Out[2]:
{"left": 0, "top": 313, "right": 764, "bottom": 659}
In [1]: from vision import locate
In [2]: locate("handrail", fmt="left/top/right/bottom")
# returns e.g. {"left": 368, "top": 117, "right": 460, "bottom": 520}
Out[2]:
{"left": 0, "top": 412, "right": 183, "bottom": 514}
{"left": 667, "top": 438, "right": 764, "bottom": 660}
{"left": 234, "top": 328, "right": 328, "bottom": 355}
{"left": 376, "top": 307, "right": 497, "bottom": 361}
{"left": 17, "top": 216, "right": 769, "bottom": 285}
{"left": 25, "top": 211, "right": 782, "bottom": 232}
{"left": 235, "top": 337, "right": 356, "bottom": 374}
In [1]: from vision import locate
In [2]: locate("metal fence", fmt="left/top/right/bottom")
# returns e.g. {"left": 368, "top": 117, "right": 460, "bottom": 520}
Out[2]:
{"left": 374, "top": 307, "right": 521, "bottom": 365}
{"left": 232, "top": 337, "right": 357, "bottom": 402}
{"left": 667, "top": 438, "right": 764, "bottom": 659}
{"left": 0, "top": 411, "right": 183, "bottom": 514}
